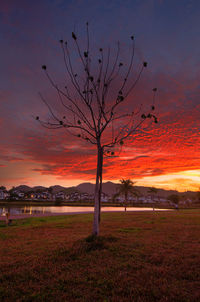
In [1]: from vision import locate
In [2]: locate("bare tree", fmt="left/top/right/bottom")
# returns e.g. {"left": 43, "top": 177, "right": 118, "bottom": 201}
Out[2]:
{"left": 36, "top": 23, "right": 158, "bottom": 235}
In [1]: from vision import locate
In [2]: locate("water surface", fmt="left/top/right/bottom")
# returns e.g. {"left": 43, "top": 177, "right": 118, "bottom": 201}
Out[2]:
{"left": 0, "top": 205, "right": 171, "bottom": 216}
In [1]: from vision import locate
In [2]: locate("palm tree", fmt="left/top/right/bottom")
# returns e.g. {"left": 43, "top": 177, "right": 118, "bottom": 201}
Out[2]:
{"left": 113, "top": 179, "right": 139, "bottom": 212}
{"left": 148, "top": 187, "right": 158, "bottom": 201}
{"left": 148, "top": 187, "right": 158, "bottom": 210}
{"left": 168, "top": 194, "right": 180, "bottom": 210}
{"left": 48, "top": 187, "right": 53, "bottom": 200}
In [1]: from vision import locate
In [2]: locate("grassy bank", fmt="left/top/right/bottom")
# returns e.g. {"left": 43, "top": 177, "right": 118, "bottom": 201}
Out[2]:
{"left": 1, "top": 200, "right": 200, "bottom": 209}
{"left": 0, "top": 210, "right": 200, "bottom": 301}
{"left": 0, "top": 200, "right": 185, "bottom": 208}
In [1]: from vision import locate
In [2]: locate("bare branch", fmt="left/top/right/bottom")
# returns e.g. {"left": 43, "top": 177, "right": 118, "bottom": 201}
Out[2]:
{"left": 124, "top": 64, "right": 144, "bottom": 98}
{"left": 38, "top": 93, "right": 60, "bottom": 122}
{"left": 119, "top": 36, "right": 135, "bottom": 92}
{"left": 38, "top": 28, "right": 158, "bottom": 236}
{"left": 106, "top": 41, "right": 120, "bottom": 83}
{"left": 44, "top": 68, "right": 96, "bottom": 130}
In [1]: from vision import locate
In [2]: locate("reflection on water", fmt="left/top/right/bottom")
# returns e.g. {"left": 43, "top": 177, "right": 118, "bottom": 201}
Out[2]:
{"left": 0, "top": 205, "right": 171, "bottom": 216}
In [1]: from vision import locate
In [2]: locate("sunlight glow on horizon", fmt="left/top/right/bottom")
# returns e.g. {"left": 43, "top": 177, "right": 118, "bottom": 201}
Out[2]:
{"left": 2, "top": 169, "right": 200, "bottom": 192}
{"left": 135, "top": 169, "right": 200, "bottom": 192}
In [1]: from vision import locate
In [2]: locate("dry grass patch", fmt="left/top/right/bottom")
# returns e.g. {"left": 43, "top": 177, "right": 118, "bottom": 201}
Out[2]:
{"left": 0, "top": 210, "right": 200, "bottom": 301}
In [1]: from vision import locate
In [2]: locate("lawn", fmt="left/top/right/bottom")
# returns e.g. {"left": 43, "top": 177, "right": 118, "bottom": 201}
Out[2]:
{"left": 0, "top": 210, "right": 200, "bottom": 301}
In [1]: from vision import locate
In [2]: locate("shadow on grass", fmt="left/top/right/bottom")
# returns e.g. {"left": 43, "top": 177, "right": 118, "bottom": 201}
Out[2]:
{"left": 71, "top": 234, "right": 118, "bottom": 256}
{"left": 83, "top": 234, "right": 118, "bottom": 252}
{"left": 51, "top": 235, "right": 118, "bottom": 263}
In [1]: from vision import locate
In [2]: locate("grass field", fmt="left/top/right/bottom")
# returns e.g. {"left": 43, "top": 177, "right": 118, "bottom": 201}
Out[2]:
{"left": 0, "top": 210, "right": 200, "bottom": 301}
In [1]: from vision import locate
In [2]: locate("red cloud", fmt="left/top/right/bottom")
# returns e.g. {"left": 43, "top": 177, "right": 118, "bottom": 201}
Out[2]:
{"left": 1, "top": 55, "right": 200, "bottom": 187}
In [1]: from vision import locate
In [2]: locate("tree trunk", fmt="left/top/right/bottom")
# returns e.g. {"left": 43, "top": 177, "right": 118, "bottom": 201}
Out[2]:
{"left": 152, "top": 194, "right": 155, "bottom": 211}
{"left": 98, "top": 147, "right": 103, "bottom": 223}
{"left": 124, "top": 193, "right": 127, "bottom": 212}
{"left": 93, "top": 144, "right": 103, "bottom": 235}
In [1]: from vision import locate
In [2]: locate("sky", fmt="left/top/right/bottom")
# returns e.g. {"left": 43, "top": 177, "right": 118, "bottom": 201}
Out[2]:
{"left": 0, "top": 0, "right": 200, "bottom": 191}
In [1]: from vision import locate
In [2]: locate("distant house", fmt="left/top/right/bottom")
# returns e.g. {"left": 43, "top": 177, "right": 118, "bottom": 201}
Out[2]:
{"left": 0, "top": 190, "right": 9, "bottom": 200}
{"left": 128, "top": 196, "right": 138, "bottom": 202}
{"left": 29, "top": 191, "right": 50, "bottom": 200}
{"left": 158, "top": 197, "right": 168, "bottom": 203}
{"left": 80, "top": 192, "right": 94, "bottom": 201}
{"left": 65, "top": 191, "right": 94, "bottom": 202}
{"left": 0, "top": 190, "right": 4, "bottom": 199}
{"left": 114, "top": 195, "right": 124, "bottom": 203}
{"left": 55, "top": 191, "right": 66, "bottom": 200}
{"left": 33, "top": 191, "right": 52, "bottom": 200}
{"left": 138, "top": 196, "right": 146, "bottom": 203}
{"left": 137, "top": 196, "right": 153, "bottom": 203}
{"left": 180, "top": 198, "right": 192, "bottom": 205}
{"left": 80, "top": 193, "right": 89, "bottom": 201}
{"left": 66, "top": 191, "right": 81, "bottom": 201}
{"left": 11, "top": 190, "right": 25, "bottom": 199}
{"left": 40, "top": 192, "right": 49, "bottom": 199}
{"left": 18, "top": 192, "right": 25, "bottom": 198}
{"left": 101, "top": 192, "right": 109, "bottom": 202}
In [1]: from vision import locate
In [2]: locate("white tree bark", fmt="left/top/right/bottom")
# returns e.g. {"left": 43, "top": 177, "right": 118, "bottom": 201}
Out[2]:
{"left": 93, "top": 145, "right": 103, "bottom": 235}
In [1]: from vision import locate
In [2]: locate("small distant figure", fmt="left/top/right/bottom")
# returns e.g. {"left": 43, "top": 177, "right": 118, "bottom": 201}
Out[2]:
{"left": 5, "top": 212, "right": 12, "bottom": 225}
{"left": 5, "top": 212, "right": 10, "bottom": 225}
{"left": 1, "top": 208, "right": 6, "bottom": 216}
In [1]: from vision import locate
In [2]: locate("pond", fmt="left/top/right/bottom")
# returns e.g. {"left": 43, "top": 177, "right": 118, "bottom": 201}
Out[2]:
{"left": 0, "top": 205, "right": 171, "bottom": 216}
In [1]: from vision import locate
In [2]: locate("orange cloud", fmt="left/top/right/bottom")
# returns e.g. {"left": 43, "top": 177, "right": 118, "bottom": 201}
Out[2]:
{"left": 1, "top": 51, "right": 200, "bottom": 190}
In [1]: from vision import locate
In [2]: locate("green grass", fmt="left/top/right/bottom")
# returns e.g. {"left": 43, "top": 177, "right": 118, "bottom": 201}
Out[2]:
{"left": 0, "top": 210, "right": 200, "bottom": 301}
{"left": 118, "top": 227, "right": 142, "bottom": 233}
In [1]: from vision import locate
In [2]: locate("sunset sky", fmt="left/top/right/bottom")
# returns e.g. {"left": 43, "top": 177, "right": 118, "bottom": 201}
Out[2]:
{"left": 0, "top": 0, "right": 200, "bottom": 191}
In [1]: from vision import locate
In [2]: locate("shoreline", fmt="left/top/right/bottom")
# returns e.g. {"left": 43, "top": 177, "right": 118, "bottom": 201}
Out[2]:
{"left": 0, "top": 208, "right": 173, "bottom": 221}
{"left": 0, "top": 211, "right": 92, "bottom": 221}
